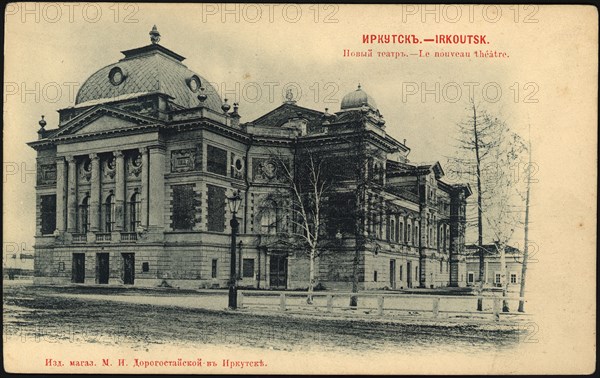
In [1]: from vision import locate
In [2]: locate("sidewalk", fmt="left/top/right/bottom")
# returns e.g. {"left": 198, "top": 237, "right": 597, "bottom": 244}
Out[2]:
{"left": 44, "top": 288, "right": 531, "bottom": 330}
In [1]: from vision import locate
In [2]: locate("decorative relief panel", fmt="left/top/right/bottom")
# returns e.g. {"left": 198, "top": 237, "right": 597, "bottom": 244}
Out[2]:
{"left": 37, "top": 163, "right": 57, "bottom": 185}
{"left": 170, "top": 145, "right": 201, "bottom": 173}
{"left": 127, "top": 151, "right": 143, "bottom": 179}
{"left": 252, "top": 157, "right": 289, "bottom": 183}
{"left": 103, "top": 155, "right": 116, "bottom": 181}
{"left": 78, "top": 157, "right": 92, "bottom": 183}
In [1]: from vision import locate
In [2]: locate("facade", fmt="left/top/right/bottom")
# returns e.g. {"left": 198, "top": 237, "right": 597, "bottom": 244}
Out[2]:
{"left": 465, "top": 244, "right": 523, "bottom": 289}
{"left": 29, "top": 29, "right": 471, "bottom": 290}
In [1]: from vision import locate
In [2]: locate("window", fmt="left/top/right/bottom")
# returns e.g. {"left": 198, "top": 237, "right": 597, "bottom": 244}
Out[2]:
{"left": 242, "top": 259, "right": 255, "bottom": 278}
{"left": 207, "top": 145, "right": 227, "bottom": 176}
{"left": 510, "top": 273, "right": 518, "bottom": 284}
{"left": 429, "top": 228, "right": 433, "bottom": 247}
{"left": 389, "top": 218, "right": 396, "bottom": 242}
{"left": 495, "top": 273, "right": 502, "bottom": 284}
{"left": 467, "top": 272, "right": 475, "bottom": 284}
{"left": 172, "top": 184, "right": 195, "bottom": 230}
{"left": 129, "top": 192, "right": 141, "bottom": 231}
{"left": 207, "top": 184, "right": 226, "bottom": 232}
{"left": 78, "top": 195, "right": 90, "bottom": 233}
{"left": 373, "top": 271, "right": 378, "bottom": 282}
{"left": 399, "top": 222, "right": 404, "bottom": 243}
{"left": 40, "top": 194, "right": 56, "bottom": 235}
{"left": 440, "top": 260, "right": 443, "bottom": 273}
{"left": 399, "top": 265, "right": 403, "bottom": 281}
{"left": 142, "top": 262, "right": 149, "bottom": 272}
{"left": 414, "top": 225, "right": 419, "bottom": 246}
{"left": 260, "top": 202, "right": 279, "bottom": 234}
{"left": 407, "top": 224, "right": 411, "bottom": 243}
{"left": 415, "top": 266, "right": 419, "bottom": 281}
{"left": 104, "top": 194, "right": 115, "bottom": 232}
{"left": 211, "top": 259, "right": 218, "bottom": 278}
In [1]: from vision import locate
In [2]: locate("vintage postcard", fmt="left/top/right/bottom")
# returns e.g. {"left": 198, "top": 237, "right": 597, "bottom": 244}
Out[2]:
{"left": 3, "top": 3, "right": 597, "bottom": 375}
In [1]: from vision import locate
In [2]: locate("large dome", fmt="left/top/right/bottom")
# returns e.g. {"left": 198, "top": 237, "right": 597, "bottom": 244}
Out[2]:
{"left": 75, "top": 42, "right": 222, "bottom": 112}
{"left": 340, "top": 84, "right": 377, "bottom": 111}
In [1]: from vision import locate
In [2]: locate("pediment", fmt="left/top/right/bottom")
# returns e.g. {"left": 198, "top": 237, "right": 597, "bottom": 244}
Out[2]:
{"left": 72, "top": 115, "right": 139, "bottom": 135}
{"left": 52, "top": 106, "right": 158, "bottom": 138}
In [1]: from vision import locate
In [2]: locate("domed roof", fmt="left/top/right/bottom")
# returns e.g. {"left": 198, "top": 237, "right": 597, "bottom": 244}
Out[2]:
{"left": 340, "top": 84, "right": 377, "bottom": 111}
{"left": 75, "top": 42, "right": 222, "bottom": 112}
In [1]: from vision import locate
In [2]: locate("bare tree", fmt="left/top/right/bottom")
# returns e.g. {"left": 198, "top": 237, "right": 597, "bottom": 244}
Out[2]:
{"left": 518, "top": 126, "right": 533, "bottom": 312}
{"left": 264, "top": 148, "right": 331, "bottom": 304}
{"left": 447, "top": 100, "right": 525, "bottom": 311}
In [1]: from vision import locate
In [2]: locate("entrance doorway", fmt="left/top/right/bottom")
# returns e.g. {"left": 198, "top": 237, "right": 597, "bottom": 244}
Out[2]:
{"left": 72, "top": 253, "right": 85, "bottom": 283}
{"left": 407, "top": 261, "right": 412, "bottom": 288}
{"left": 269, "top": 254, "right": 287, "bottom": 289}
{"left": 389, "top": 259, "right": 396, "bottom": 289}
{"left": 122, "top": 253, "right": 135, "bottom": 285}
{"left": 96, "top": 253, "right": 109, "bottom": 284}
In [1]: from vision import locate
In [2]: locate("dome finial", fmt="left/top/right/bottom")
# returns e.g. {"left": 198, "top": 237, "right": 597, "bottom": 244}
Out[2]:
{"left": 38, "top": 115, "right": 46, "bottom": 129}
{"left": 284, "top": 88, "right": 296, "bottom": 104}
{"left": 149, "top": 25, "right": 161, "bottom": 44}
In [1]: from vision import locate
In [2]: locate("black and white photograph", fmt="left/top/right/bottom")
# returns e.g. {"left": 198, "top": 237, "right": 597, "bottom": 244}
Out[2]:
{"left": 3, "top": 3, "right": 596, "bottom": 374}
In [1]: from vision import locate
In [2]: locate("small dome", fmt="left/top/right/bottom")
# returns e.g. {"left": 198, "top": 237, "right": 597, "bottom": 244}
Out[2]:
{"left": 340, "top": 84, "right": 377, "bottom": 111}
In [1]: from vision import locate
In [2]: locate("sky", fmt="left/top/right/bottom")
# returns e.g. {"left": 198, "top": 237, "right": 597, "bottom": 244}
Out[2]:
{"left": 3, "top": 4, "right": 596, "bottom": 264}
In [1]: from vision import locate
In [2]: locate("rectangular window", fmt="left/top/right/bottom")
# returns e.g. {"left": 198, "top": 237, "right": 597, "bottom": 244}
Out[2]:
{"left": 399, "top": 265, "right": 403, "bottom": 281}
{"left": 510, "top": 273, "right": 517, "bottom": 284}
{"left": 211, "top": 259, "right": 218, "bottom": 278}
{"left": 207, "top": 184, "right": 226, "bottom": 232}
{"left": 142, "top": 262, "right": 149, "bottom": 272}
{"left": 467, "top": 271, "right": 474, "bottom": 283}
{"left": 40, "top": 194, "right": 57, "bottom": 235}
{"left": 242, "top": 258, "right": 255, "bottom": 278}
{"left": 207, "top": 145, "right": 227, "bottom": 176}
{"left": 172, "top": 184, "right": 196, "bottom": 230}
{"left": 495, "top": 273, "right": 501, "bottom": 284}
{"left": 373, "top": 270, "right": 378, "bottom": 282}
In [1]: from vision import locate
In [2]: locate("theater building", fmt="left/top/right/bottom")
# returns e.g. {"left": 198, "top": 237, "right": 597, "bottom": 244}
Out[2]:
{"left": 29, "top": 28, "right": 471, "bottom": 290}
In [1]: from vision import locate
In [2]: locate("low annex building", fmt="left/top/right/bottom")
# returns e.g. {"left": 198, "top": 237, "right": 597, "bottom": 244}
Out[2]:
{"left": 29, "top": 28, "right": 471, "bottom": 290}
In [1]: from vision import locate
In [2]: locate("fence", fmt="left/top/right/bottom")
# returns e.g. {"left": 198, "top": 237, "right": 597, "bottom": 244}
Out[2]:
{"left": 238, "top": 290, "right": 530, "bottom": 322}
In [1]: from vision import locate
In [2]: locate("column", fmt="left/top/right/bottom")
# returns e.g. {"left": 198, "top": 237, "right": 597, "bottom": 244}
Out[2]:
{"left": 66, "top": 156, "right": 77, "bottom": 233}
{"left": 55, "top": 156, "right": 67, "bottom": 232}
{"left": 140, "top": 147, "right": 149, "bottom": 229}
{"left": 89, "top": 153, "right": 100, "bottom": 232}
{"left": 148, "top": 145, "right": 165, "bottom": 232}
{"left": 114, "top": 150, "right": 125, "bottom": 231}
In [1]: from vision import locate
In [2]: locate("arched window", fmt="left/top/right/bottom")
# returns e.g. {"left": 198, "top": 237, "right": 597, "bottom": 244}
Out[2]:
{"left": 129, "top": 192, "right": 141, "bottom": 231}
{"left": 104, "top": 194, "right": 115, "bottom": 232}
{"left": 78, "top": 195, "right": 89, "bottom": 233}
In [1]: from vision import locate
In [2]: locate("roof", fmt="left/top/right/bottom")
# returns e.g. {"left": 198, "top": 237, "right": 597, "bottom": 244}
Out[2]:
{"left": 75, "top": 43, "right": 222, "bottom": 112}
{"left": 251, "top": 103, "right": 324, "bottom": 129}
{"left": 340, "top": 85, "right": 378, "bottom": 111}
{"left": 465, "top": 244, "right": 521, "bottom": 255}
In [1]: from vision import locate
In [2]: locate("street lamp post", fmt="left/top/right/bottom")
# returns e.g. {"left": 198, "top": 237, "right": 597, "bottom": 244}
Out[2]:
{"left": 227, "top": 189, "right": 242, "bottom": 310}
